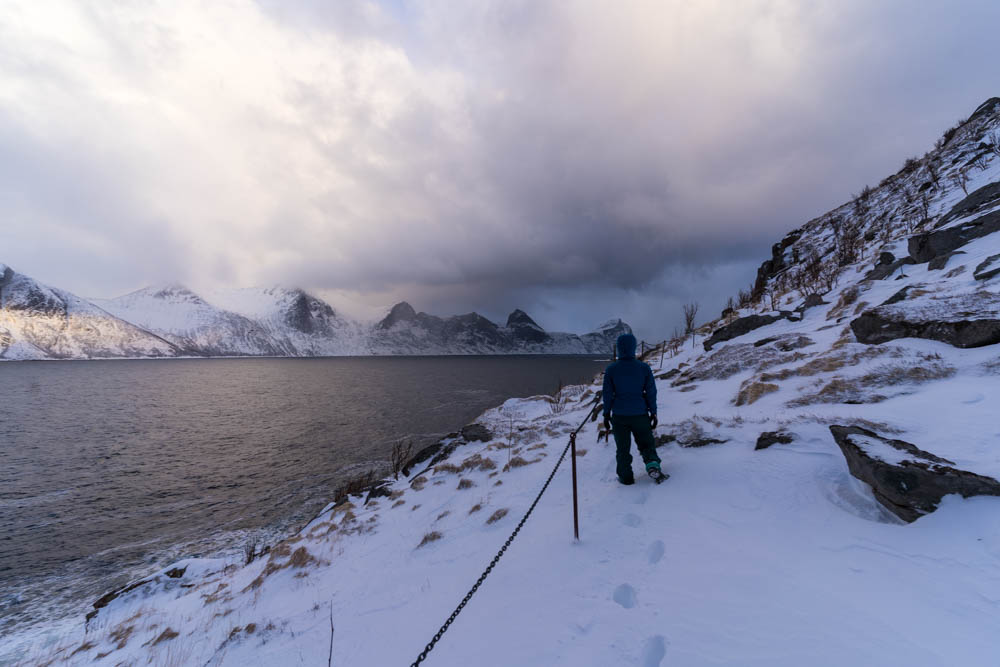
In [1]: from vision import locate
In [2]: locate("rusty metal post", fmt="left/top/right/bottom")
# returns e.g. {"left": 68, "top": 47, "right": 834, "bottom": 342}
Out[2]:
{"left": 570, "top": 432, "right": 580, "bottom": 540}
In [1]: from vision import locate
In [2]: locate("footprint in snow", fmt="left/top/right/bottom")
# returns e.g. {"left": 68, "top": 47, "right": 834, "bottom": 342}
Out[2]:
{"left": 642, "top": 635, "right": 667, "bottom": 667}
{"left": 623, "top": 513, "right": 641, "bottom": 527}
{"left": 647, "top": 540, "right": 665, "bottom": 565}
{"left": 613, "top": 583, "right": 637, "bottom": 609}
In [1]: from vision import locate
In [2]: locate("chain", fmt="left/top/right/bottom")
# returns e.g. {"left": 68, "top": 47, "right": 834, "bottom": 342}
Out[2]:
{"left": 410, "top": 410, "right": 592, "bottom": 666}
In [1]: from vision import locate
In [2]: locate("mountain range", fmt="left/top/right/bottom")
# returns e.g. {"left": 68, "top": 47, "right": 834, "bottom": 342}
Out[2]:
{"left": 0, "top": 270, "right": 630, "bottom": 359}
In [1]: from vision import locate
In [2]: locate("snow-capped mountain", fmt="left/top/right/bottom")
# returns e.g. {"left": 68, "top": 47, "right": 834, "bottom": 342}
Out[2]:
{"left": 1, "top": 277, "right": 630, "bottom": 359}
{"left": 0, "top": 265, "right": 179, "bottom": 360}
{"left": 370, "top": 301, "right": 630, "bottom": 354}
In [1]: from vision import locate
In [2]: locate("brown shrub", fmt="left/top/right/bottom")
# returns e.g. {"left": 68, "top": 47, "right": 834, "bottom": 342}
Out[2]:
{"left": 460, "top": 454, "right": 497, "bottom": 472}
{"left": 502, "top": 456, "right": 541, "bottom": 472}
{"left": 486, "top": 509, "right": 509, "bottom": 525}
{"left": 436, "top": 511, "right": 451, "bottom": 521}
{"left": 149, "top": 628, "right": 179, "bottom": 646}
{"left": 392, "top": 499, "right": 405, "bottom": 508}
{"left": 417, "top": 532, "right": 443, "bottom": 548}
{"left": 457, "top": 478, "right": 475, "bottom": 490}
{"left": 468, "top": 503, "right": 482, "bottom": 514}
{"left": 410, "top": 476, "right": 427, "bottom": 491}
{"left": 288, "top": 546, "right": 315, "bottom": 568}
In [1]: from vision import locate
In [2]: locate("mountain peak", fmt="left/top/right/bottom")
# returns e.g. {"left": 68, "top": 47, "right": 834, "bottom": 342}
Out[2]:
{"left": 378, "top": 301, "right": 417, "bottom": 330}
{"left": 506, "top": 309, "right": 540, "bottom": 329}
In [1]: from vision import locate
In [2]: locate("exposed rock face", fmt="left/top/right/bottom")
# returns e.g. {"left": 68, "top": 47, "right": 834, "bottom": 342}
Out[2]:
{"left": 935, "top": 180, "right": 1000, "bottom": 228}
{"left": 927, "top": 251, "right": 965, "bottom": 271}
{"left": 851, "top": 289, "right": 1000, "bottom": 348}
{"left": 829, "top": 425, "right": 1000, "bottom": 522}
{"left": 505, "top": 309, "right": 551, "bottom": 344}
{"left": 460, "top": 423, "right": 493, "bottom": 442}
{"left": 973, "top": 254, "right": 1000, "bottom": 281}
{"left": 378, "top": 302, "right": 418, "bottom": 330}
{"left": 755, "top": 431, "right": 794, "bottom": 450}
{"left": 908, "top": 209, "right": 1000, "bottom": 263}
{"left": 752, "top": 229, "right": 802, "bottom": 298}
{"left": 703, "top": 313, "right": 784, "bottom": 351}
{"left": 865, "top": 256, "right": 915, "bottom": 280}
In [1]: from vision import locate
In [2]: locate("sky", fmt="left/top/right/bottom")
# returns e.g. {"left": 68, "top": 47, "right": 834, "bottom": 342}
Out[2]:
{"left": 2, "top": 0, "right": 999, "bottom": 340}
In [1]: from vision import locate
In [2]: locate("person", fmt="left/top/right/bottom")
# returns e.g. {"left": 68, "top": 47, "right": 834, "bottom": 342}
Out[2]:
{"left": 602, "top": 333, "right": 663, "bottom": 485}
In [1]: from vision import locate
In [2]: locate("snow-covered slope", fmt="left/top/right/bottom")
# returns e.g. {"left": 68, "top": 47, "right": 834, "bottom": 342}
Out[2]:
{"left": 12, "top": 98, "right": 1000, "bottom": 666}
{"left": 0, "top": 266, "right": 179, "bottom": 360}
{"left": 93, "top": 286, "right": 281, "bottom": 357}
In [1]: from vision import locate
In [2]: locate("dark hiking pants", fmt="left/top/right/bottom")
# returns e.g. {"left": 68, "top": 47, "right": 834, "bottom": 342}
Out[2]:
{"left": 612, "top": 414, "right": 660, "bottom": 482}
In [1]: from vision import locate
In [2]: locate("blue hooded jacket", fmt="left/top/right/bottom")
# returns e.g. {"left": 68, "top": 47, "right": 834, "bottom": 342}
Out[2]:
{"left": 602, "top": 333, "right": 657, "bottom": 418}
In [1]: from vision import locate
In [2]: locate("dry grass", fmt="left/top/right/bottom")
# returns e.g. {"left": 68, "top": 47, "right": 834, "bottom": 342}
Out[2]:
{"left": 410, "top": 476, "right": 428, "bottom": 491}
{"left": 735, "top": 381, "right": 779, "bottom": 406}
{"left": 69, "top": 641, "right": 95, "bottom": 657}
{"left": 148, "top": 628, "right": 179, "bottom": 647}
{"left": 486, "top": 508, "right": 509, "bottom": 525}
{"left": 468, "top": 503, "right": 483, "bottom": 514}
{"left": 459, "top": 454, "right": 497, "bottom": 472}
{"left": 526, "top": 443, "right": 547, "bottom": 451}
{"left": 389, "top": 490, "right": 404, "bottom": 500}
{"left": 417, "top": 531, "right": 443, "bottom": 548}
{"left": 502, "top": 456, "right": 541, "bottom": 472}
{"left": 788, "top": 360, "right": 955, "bottom": 407}
{"left": 574, "top": 448, "right": 588, "bottom": 457}
{"left": 392, "top": 499, "right": 405, "bottom": 508}
{"left": 436, "top": 511, "right": 451, "bottom": 521}
{"left": 826, "top": 286, "right": 860, "bottom": 320}
{"left": 434, "top": 462, "right": 462, "bottom": 474}
{"left": 457, "top": 478, "right": 475, "bottom": 490}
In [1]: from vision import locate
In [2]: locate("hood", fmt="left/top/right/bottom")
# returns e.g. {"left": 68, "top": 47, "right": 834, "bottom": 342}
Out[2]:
{"left": 616, "top": 333, "right": 637, "bottom": 360}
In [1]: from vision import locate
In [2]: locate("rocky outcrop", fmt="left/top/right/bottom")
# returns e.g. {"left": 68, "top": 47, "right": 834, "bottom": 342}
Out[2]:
{"left": 935, "top": 180, "right": 1000, "bottom": 228}
{"left": 973, "top": 254, "right": 1000, "bottom": 281}
{"left": 829, "top": 425, "right": 1000, "bottom": 522}
{"left": 752, "top": 229, "right": 803, "bottom": 298}
{"left": 928, "top": 251, "right": 965, "bottom": 271}
{"left": 851, "top": 289, "right": 1000, "bottom": 348}
{"left": 460, "top": 423, "right": 493, "bottom": 442}
{"left": 865, "top": 254, "right": 915, "bottom": 280}
{"left": 908, "top": 209, "right": 1000, "bottom": 263}
{"left": 703, "top": 314, "right": 782, "bottom": 351}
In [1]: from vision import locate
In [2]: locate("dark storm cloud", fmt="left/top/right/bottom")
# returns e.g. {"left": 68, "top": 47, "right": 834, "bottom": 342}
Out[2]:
{"left": 3, "top": 0, "right": 1000, "bottom": 338}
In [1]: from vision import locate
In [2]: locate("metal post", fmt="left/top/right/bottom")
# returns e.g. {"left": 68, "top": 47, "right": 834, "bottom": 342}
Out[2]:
{"left": 570, "top": 433, "right": 580, "bottom": 540}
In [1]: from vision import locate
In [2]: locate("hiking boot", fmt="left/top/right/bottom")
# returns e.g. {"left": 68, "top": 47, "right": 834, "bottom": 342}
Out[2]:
{"left": 618, "top": 476, "right": 635, "bottom": 486}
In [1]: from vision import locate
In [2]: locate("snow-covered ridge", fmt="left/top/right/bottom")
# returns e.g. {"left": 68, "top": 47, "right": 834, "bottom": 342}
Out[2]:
{"left": 9, "top": 98, "right": 1000, "bottom": 665}
{"left": 1, "top": 277, "right": 630, "bottom": 359}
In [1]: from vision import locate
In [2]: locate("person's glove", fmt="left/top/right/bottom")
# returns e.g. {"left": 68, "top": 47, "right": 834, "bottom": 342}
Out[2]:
{"left": 603, "top": 415, "right": 611, "bottom": 432}
{"left": 650, "top": 414, "right": 658, "bottom": 429}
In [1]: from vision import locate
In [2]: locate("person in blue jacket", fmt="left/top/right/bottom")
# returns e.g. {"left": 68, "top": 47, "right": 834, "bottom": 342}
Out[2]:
{"left": 602, "top": 333, "right": 663, "bottom": 485}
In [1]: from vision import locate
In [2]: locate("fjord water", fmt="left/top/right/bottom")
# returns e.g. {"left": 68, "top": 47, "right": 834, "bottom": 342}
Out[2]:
{"left": 0, "top": 356, "right": 605, "bottom": 637}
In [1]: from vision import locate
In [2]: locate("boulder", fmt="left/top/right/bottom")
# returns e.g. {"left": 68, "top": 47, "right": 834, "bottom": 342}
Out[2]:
{"left": 703, "top": 313, "right": 785, "bottom": 351}
{"left": 755, "top": 431, "right": 794, "bottom": 450}
{"left": 851, "top": 289, "right": 1000, "bottom": 348}
{"left": 797, "top": 293, "right": 827, "bottom": 311}
{"left": 973, "top": 253, "right": 1000, "bottom": 281}
{"left": 908, "top": 209, "right": 1000, "bottom": 263}
{"left": 829, "top": 425, "right": 1000, "bottom": 522}
{"left": 401, "top": 443, "right": 444, "bottom": 476}
{"left": 878, "top": 251, "right": 895, "bottom": 265}
{"left": 460, "top": 423, "right": 493, "bottom": 442}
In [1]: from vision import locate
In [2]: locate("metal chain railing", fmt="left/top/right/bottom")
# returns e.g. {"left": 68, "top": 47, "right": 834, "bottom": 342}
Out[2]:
{"left": 410, "top": 407, "right": 595, "bottom": 666}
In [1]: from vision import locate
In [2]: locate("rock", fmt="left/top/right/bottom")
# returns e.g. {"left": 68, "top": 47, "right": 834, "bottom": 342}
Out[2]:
{"left": 755, "top": 431, "right": 794, "bottom": 450}
{"left": 460, "top": 423, "right": 493, "bottom": 442}
{"left": 973, "top": 253, "right": 1000, "bottom": 281}
{"left": 797, "top": 293, "right": 827, "bottom": 311}
{"left": 654, "top": 433, "right": 676, "bottom": 447}
{"left": 681, "top": 437, "right": 729, "bottom": 448}
{"left": 935, "top": 180, "right": 1000, "bottom": 228}
{"left": 164, "top": 566, "right": 187, "bottom": 579}
{"left": 851, "top": 290, "right": 1000, "bottom": 348}
{"left": 703, "top": 313, "right": 785, "bottom": 351}
{"left": 864, "top": 256, "right": 915, "bottom": 280}
{"left": 364, "top": 480, "right": 393, "bottom": 504}
{"left": 401, "top": 443, "right": 443, "bottom": 476}
{"left": 655, "top": 368, "right": 680, "bottom": 380}
{"left": 773, "top": 335, "right": 814, "bottom": 352}
{"left": 908, "top": 209, "right": 1000, "bottom": 263}
{"left": 829, "top": 425, "right": 1000, "bottom": 522}
{"left": 927, "top": 250, "right": 966, "bottom": 270}
{"left": 878, "top": 251, "right": 895, "bottom": 265}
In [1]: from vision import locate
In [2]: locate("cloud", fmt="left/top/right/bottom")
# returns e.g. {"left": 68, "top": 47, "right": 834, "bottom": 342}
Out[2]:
{"left": 1, "top": 0, "right": 999, "bottom": 338}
